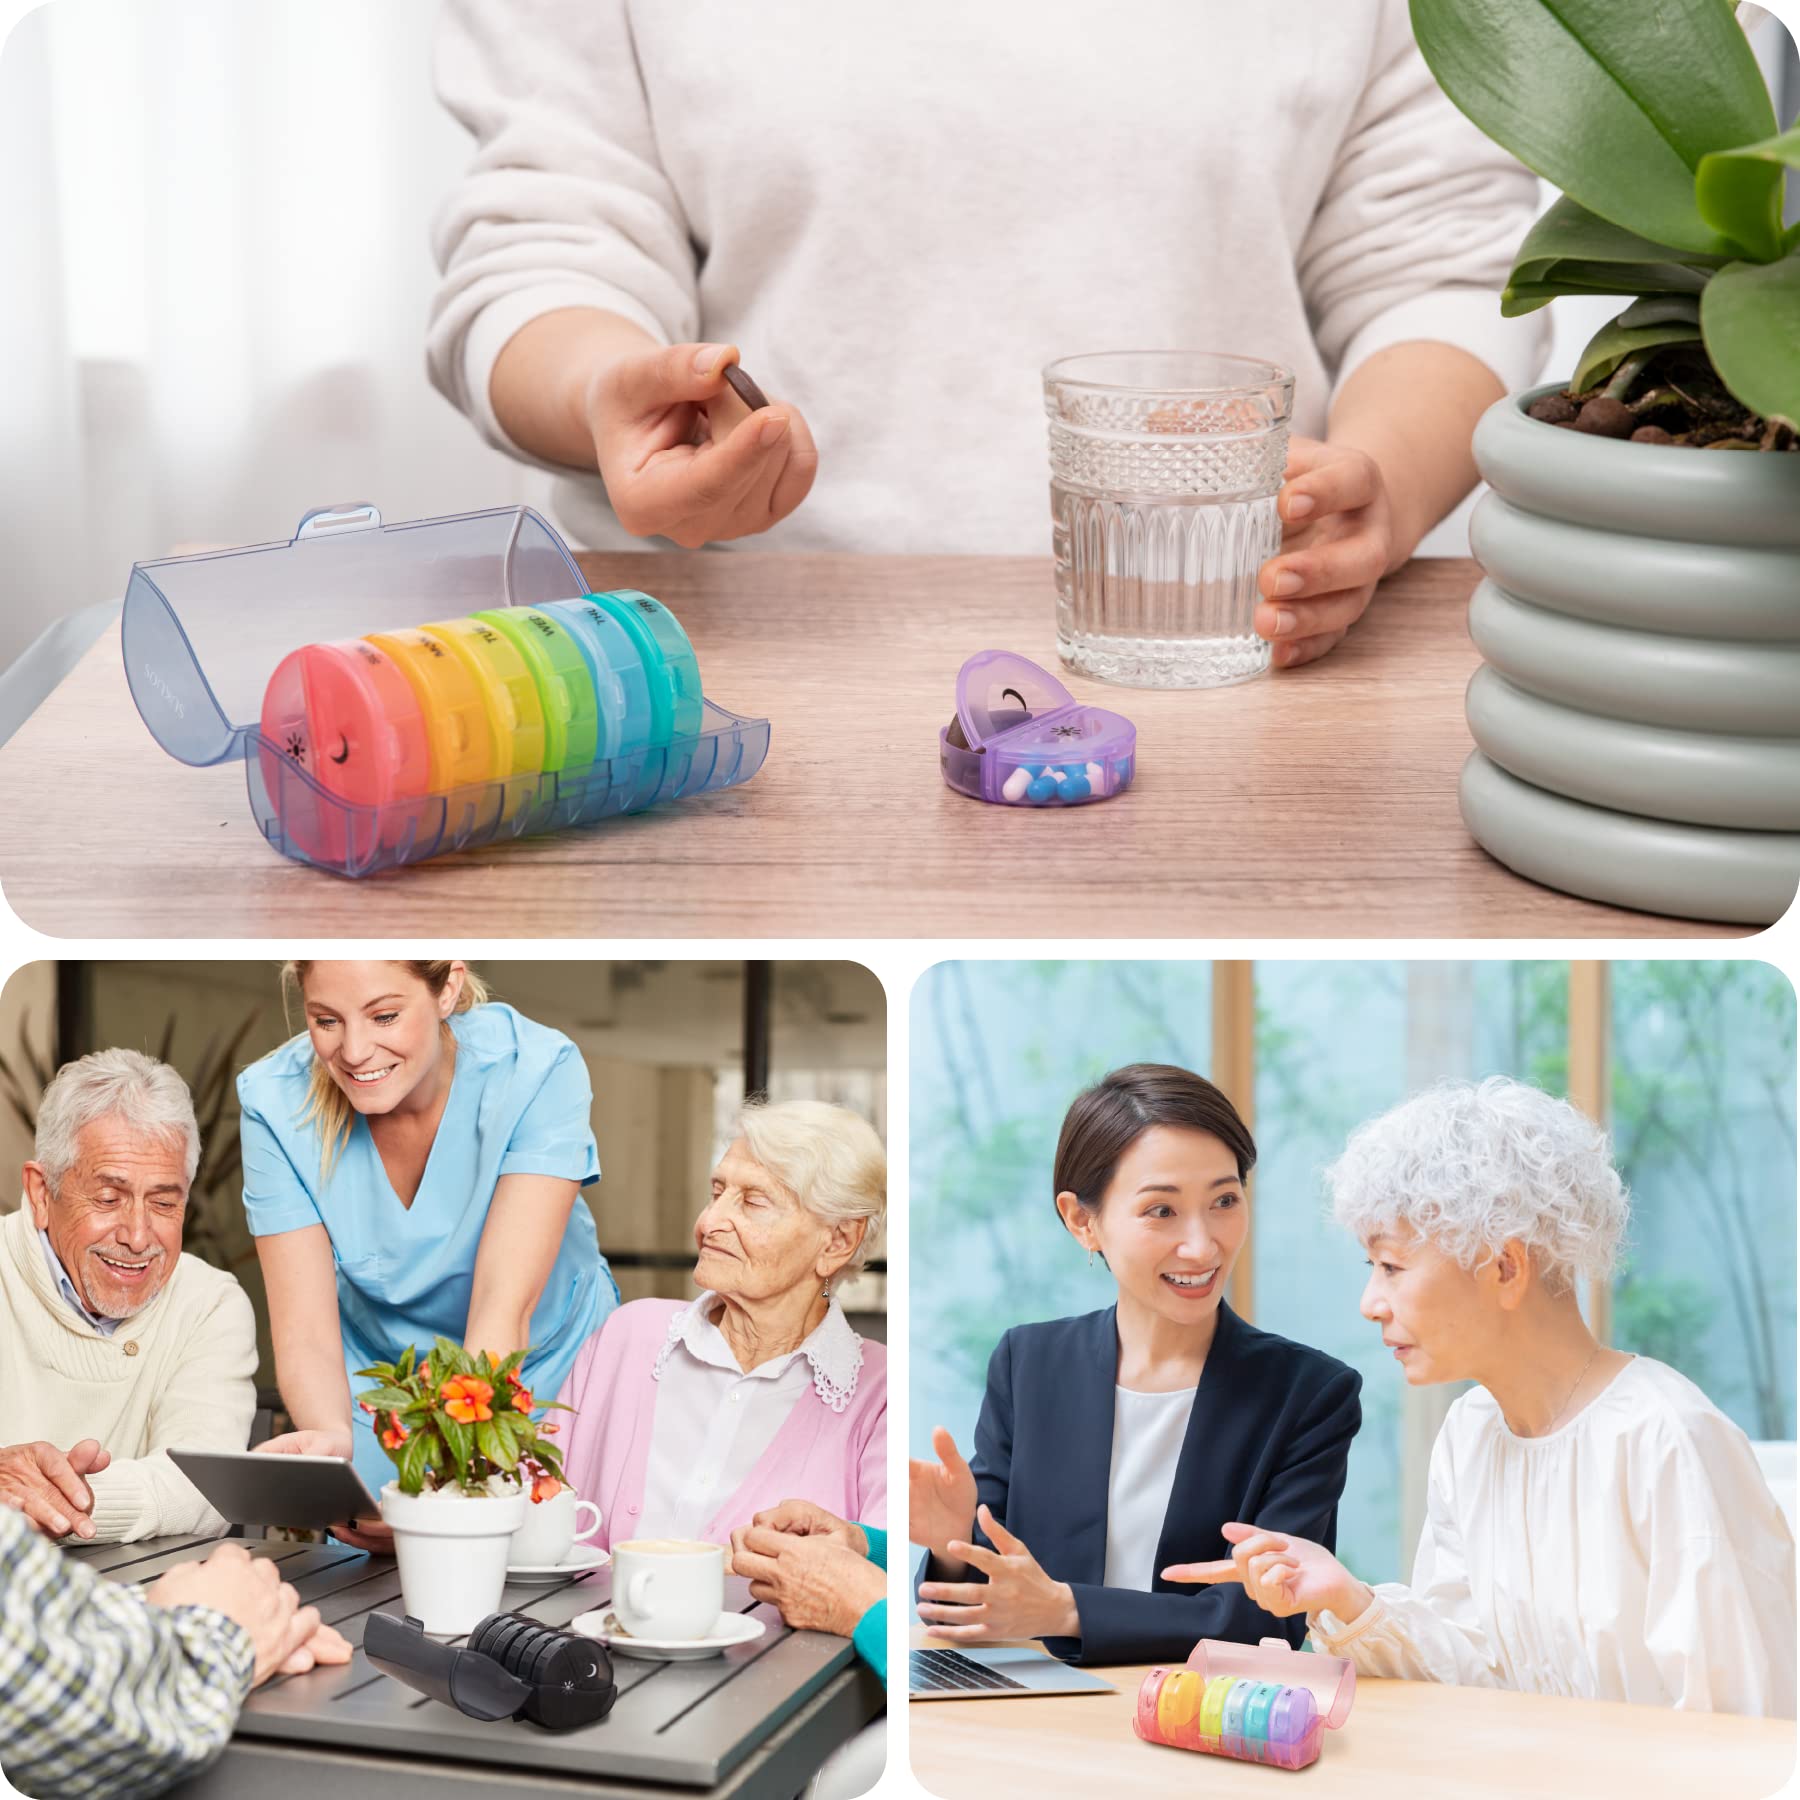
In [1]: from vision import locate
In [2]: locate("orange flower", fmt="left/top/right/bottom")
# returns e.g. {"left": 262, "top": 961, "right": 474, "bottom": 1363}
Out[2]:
{"left": 539, "top": 1423, "right": 560, "bottom": 1436}
{"left": 531, "top": 1476, "right": 563, "bottom": 1504}
{"left": 381, "top": 1413, "right": 409, "bottom": 1450}
{"left": 509, "top": 1386, "right": 535, "bottom": 1412}
{"left": 357, "top": 1400, "right": 377, "bottom": 1415}
{"left": 439, "top": 1374, "right": 494, "bottom": 1423}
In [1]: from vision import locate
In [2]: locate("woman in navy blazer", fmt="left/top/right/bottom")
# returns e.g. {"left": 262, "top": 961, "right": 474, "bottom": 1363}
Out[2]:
{"left": 911, "top": 1064, "right": 1362, "bottom": 1666}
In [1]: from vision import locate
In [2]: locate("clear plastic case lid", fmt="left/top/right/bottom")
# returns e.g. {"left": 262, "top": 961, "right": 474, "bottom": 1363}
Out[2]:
{"left": 1183, "top": 1638, "right": 1355, "bottom": 1730}
{"left": 123, "top": 503, "right": 586, "bottom": 767}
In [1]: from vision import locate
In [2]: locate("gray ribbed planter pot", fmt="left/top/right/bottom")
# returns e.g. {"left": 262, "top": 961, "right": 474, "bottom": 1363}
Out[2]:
{"left": 1460, "top": 386, "right": 1800, "bottom": 926}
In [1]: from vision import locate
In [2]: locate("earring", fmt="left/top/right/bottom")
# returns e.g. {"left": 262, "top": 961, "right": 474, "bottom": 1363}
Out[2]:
{"left": 1087, "top": 1248, "right": 1095, "bottom": 1268}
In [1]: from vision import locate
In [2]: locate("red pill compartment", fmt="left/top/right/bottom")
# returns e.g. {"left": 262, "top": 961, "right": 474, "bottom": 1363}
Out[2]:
{"left": 260, "top": 639, "right": 433, "bottom": 809}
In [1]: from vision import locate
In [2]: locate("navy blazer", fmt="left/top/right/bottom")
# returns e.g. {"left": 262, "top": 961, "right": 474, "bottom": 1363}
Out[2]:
{"left": 918, "top": 1302, "right": 1362, "bottom": 1665}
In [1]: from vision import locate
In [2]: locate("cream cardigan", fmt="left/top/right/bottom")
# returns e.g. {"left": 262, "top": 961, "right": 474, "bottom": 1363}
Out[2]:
{"left": 0, "top": 1202, "right": 256, "bottom": 1542}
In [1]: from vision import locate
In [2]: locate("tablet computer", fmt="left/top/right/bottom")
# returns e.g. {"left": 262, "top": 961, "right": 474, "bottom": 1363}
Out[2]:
{"left": 168, "top": 1449, "right": 383, "bottom": 1531}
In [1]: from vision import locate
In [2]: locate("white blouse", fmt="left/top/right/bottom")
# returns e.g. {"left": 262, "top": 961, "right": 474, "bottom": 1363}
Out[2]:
{"left": 638, "top": 1291, "right": 865, "bottom": 1543}
{"left": 1309, "top": 1356, "right": 1797, "bottom": 1718}
{"left": 1103, "top": 1385, "right": 1198, "bottom": 1594}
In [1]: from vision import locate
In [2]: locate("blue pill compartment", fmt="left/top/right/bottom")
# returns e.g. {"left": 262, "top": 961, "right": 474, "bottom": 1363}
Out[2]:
{"left": 121, "top": 502, "right": 770, "bottom": 877}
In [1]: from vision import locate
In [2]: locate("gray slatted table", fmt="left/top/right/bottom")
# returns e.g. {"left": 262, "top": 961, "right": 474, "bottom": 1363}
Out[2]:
{"left": 66, "top": 1536, "right": 884, "bottom": 1797}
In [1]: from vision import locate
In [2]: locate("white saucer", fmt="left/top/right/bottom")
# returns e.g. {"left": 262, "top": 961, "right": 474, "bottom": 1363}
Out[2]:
{"left": 505, "top": 1544, "right": 611, "bottom": 1584}
{"left": 571, "top": 1606, "right": 767, "bottom": 1660}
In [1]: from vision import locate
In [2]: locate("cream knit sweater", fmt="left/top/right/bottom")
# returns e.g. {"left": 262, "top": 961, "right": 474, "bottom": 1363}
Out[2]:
{"left": 0, "top": 1203, "right": 257, "bottom": 1543}
{"left": 427, "top": 0, "right": 1550, "bottom": 554}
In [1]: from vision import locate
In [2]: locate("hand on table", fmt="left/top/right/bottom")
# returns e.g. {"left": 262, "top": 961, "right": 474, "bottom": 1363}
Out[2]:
{"left": 746, "top": 1497, "right": 868, "bottom": 1558}
{"left": 254, "top": 1429, "right": 392, "bottom": 1552}
{"left": 1162, "top": 1520, "right": 1372, "bottom": 1622}
{"left": 907, "top": 1427, "right": 977, "bottom": 1563}
{"left": 0, "top": 1438, "right": 110, "bottom": 1539}
{"left": 1256, "top": 438, "right": 1401, "bottom": 670}
{"left": 730, "top": 1524, "right": 885, "bottom": 1639}
{"left": 147, "top": 1542, "right": 354, "bottom": 1686}
{"left": 915, "top": 1503, "right": 1078, "bottom": 1642}
{"left": 583, "top": 343, "right": 818, "bottom": 548}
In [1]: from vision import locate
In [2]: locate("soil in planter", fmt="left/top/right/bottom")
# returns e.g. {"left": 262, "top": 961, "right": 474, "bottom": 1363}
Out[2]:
{"left": 1528, "top": 346, "right": 1797, "bottom": 451}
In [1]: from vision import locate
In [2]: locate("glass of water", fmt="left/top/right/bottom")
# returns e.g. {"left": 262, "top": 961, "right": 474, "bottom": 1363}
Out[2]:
{"left": 1043, "top": 351, "right": 1294, "bottom": 688}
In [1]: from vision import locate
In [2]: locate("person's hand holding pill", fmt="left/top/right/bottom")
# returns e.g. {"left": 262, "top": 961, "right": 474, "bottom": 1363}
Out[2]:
{"left": 581, "top": 342, "right": 818, "bottom": 549}
{"left": 1253, "top": 438, "right": 1401, "bottom": 671}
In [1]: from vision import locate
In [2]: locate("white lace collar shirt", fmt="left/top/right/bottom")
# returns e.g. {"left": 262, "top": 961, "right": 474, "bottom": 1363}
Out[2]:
{"left": 641, "top": 1290, "right": 865, "bottom": 1543}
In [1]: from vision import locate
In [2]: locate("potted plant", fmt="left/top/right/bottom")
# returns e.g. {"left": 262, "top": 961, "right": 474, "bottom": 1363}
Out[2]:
{"left": 1410, "top": 0, "right": 1800, "bottom": 926}
{"left": 357, "top": 1339, "right": 570, "bottom": 1633}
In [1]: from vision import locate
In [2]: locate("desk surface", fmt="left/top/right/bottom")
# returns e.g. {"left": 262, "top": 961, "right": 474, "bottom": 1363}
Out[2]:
{"left": 64, "top": 1535, "right": 881, "bottom": 1799}
{"left": 0, "top": 553, "right": 1742, "bottom": 939}
{"left": 906, "top": 1630, "right": 1792, "bottom": 1800}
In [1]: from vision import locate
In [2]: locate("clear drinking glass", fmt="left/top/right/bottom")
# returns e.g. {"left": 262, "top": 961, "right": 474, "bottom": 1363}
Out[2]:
{"left": 1043, "top": 351, "right": 1294, "bottom": 688}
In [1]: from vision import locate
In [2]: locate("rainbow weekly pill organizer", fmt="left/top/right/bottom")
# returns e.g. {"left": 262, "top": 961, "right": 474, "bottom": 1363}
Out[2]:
{"left": 121, "top": 503, "right": 768, "bottom": 876}
{"left": 1133, "top": 1636, "right": 1356, "bottom": 1771}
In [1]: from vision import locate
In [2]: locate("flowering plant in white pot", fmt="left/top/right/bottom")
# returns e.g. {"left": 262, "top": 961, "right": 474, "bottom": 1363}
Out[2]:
{"left": 357, "top": 1338, "right": 570, "bottom": 1633}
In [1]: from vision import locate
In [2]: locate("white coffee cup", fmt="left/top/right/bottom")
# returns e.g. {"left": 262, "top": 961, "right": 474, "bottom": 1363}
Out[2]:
{"left": 611, "top": 1539, "right": 725, "bottom": 1640}
{"left": 508, "top": 1485, "right": 603, "bottom": 1567}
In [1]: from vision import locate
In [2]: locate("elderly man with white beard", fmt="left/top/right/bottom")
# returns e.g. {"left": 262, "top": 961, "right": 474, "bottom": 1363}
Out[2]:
{"left": 0, "top": 1048, "right": 256, "bottom": 1543}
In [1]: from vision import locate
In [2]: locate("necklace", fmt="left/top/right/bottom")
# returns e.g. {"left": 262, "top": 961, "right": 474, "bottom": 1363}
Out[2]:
{"left": 1543, "top": 1341, "right": 1603, "bottom": 1435}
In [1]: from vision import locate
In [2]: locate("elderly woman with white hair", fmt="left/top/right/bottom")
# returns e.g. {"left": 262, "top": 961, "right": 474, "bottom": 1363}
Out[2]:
{"left": 1167, "top": 1076, "right": 1796, "bottom": 1719}
{"left": 557, "top": 1099, "right": 887, "bottom": 1545}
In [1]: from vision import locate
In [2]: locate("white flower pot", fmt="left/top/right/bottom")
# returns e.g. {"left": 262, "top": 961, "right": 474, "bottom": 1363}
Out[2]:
{"left": 380, "top": 1481, "right": 527, "bottom": 1634}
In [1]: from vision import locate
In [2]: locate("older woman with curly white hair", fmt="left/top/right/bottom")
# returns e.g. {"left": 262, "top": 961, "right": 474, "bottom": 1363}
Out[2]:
{"left": 557, "top": 1098, "right": 887, "bottom": 1547}
{"left": 1166, "top": 1076, "right": 1796, "bottom": 1718}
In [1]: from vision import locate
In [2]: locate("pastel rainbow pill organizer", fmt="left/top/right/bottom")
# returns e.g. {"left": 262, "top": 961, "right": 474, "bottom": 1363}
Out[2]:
{"left": 1132, "top": 1637, "right": 1355, "bottom": 1771}
{"left": 122, "top": 504, "right": 768, "bottom": 876}
{"left": 940, "top": 650, "right": 1135, "bottom": 806}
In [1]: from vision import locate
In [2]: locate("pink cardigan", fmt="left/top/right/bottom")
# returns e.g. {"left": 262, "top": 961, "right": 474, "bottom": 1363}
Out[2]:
{"left": 555, "top": 1298, "right": 886, "bottom": 1547}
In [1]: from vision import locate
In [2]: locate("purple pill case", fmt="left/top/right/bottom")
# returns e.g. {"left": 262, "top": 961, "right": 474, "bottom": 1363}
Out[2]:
{"left": 940, "top": 650, "right": 1135, "bottom": 807}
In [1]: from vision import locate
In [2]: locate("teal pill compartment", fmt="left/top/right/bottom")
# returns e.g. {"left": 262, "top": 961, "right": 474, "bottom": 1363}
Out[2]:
{"left": 121, "top": 502, "right": 770, "bottom": 877}
{"left": 586, "top": 590, "right": 705, "bottom": 747}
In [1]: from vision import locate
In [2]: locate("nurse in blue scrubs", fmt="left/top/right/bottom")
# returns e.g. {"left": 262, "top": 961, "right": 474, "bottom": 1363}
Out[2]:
{"left": 238, "top": 960, "right": 616, "bottom": 1531}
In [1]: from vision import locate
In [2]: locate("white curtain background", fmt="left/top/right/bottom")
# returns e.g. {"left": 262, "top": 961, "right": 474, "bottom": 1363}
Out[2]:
{"left": 0, "top": 0, "right": 549, "bottom": 679}
{"left": 1, "top": 1, "right": 1794, "bottom": 680}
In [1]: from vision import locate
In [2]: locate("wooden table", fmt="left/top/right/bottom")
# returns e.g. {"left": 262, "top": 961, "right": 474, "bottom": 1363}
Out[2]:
{"left": 60, "top": 1534, "right": 882, "bottom": 1798}
{"left": 0, "top": 554, "right": 1743, "bottom": 937}
{"left": 907, "top": 1631, "right": 1792, "bottom": 1800}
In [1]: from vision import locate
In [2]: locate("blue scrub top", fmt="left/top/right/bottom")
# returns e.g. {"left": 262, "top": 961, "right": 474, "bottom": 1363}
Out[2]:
{"left": 237, "top": 1002, "right": 617, "bottom": 1494}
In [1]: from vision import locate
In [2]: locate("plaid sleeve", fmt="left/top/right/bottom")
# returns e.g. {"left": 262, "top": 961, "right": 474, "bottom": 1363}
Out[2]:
{"left": 0, "top": 1508, "right": 255, "bottom": 1800}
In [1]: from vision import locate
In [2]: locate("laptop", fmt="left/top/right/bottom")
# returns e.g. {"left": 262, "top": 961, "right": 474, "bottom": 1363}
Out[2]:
{"left": 909, "top": 1645, "right": 1117, "bottom": 1700}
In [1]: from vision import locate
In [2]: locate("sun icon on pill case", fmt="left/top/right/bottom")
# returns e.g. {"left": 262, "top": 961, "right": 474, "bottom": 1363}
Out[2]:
{"left": 284, "top": 731, "right": 307, "bottom": 763}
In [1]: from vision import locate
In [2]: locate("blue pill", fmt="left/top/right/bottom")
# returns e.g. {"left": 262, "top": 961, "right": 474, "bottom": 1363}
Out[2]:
{"left": 1060, "top": 775, "right": 1092, "bottom": 801}
{"left": 1027, "top": 775, "right": 1059, "bottom": 803}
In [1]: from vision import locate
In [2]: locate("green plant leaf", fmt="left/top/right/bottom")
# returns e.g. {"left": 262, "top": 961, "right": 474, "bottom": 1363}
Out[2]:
{"left": 1697, "top": 125, "right": 1800, "bottom": 265}
{"left": 397, "top": 1427, "right": 431, "bottom": 1494}
{"left": 476, "top": 1420, "right": 515, "bottom": 1471}
{"left": 1502, "top": 195, "right": 1723, "bottom": 313}
{"left": 1701, "top": 254, "right": 1800, "bottom": 428}
{"left": 396, "top": 1344, "right": 417, "bottom": 1382}
{"left": 358, "top": 1385, "right": 416, "bottom": 1413}
{"left": 1570, "top": 308, "right": 1704, "bottom": 394}
{"left": 353, "top": 1362, "right": 395, "bottom": 1383}
{"left": 439, "top": 1413, "right": 474, "bottom": 1478}
{"left": 1409, "top": 0, "right": 1774, "bottom": 258}
{"left": 491, "top": 1349, "right": 528, "bottom": 1384}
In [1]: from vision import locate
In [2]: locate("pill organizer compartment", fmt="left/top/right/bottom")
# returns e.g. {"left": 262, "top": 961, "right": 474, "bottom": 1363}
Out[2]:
{"left": 1132, "top": 1637, "right": 1354, "bottom": 1771}
{"left": 940, "top": 650, "right": 1135, "bottom": 806}
{"left": 122, "top": 504, "right": 770, "bottom": 875}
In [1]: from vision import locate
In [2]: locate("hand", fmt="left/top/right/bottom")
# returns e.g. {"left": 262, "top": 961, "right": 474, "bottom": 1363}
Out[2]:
{"left": 1255, "top": 438, "right": 1401, "bottom": 670}
{"left": 0, "top": 1439, "right": 111, "bottom": 1540}
{"left": 1162, "top": 1521, "right": 1372, "bottom": 1622}
{"left": 747, "top": 1498, "right": 868, "bottom": 1558}
{"left": 907, "top": 1427, "right": 978, "bottom": 1562}
{"left": 256, "top": 1428, "right": 354, "bottom": 1461}
{"left": 730, "top": 1525, "right": 884, "bottom": 1638}
{"left": 147, "top": 1543, "right": 355, "bottom": 1687}
{"left": 914, "top": 1504, "right": 1078, "bottom": 1642}
{"left": 327, "top": 1518, "right": 395, "bottom": 1554}
{"left": 582, "top": 343, "right": 818, "bottom": 548}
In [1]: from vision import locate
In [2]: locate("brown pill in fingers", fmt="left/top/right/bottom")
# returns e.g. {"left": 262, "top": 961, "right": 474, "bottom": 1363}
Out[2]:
{"left": 723, "top": 362, "right": 770, "bottom": 411}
